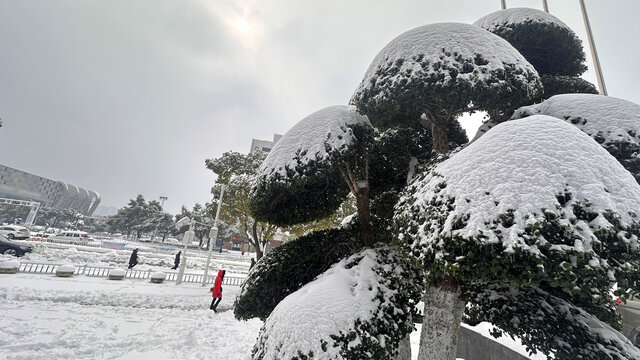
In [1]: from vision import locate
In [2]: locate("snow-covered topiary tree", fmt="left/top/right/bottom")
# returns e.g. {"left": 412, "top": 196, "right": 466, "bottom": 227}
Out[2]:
{"left": 251, "top": 245, "right": 423, "bottom": 360}
{"left": 395, "top": 115, "right": 640, "bottom": 359}
{"left": 250, "top": 105, "right": 377, "bottom": 246}
{"left": 234, "top": 226, "right": 360, "bottom": 321}
{"left": 475, "top": 94, "right": 640, "bottom": 184}
{"left": 466, "top": 284, "right": 640, "bottom": 359}
{"left": 350, "top": 22, "right": 541, "bottom": 153}
{"left": 474, "top": 7, "right": 597, "bottom": 105}
{"left": 475, "top": 8, "right": 586, "bottom": 76}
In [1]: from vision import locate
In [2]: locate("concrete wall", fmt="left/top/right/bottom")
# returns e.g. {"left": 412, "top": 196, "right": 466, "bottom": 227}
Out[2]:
{"left": 456, "top": 326, "right": 530, "bottom": 360}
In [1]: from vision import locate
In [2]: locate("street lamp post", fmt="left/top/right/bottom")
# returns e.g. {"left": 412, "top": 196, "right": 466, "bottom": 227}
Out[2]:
{"left": 151, "top": 196, "right": 168, "bottom": 243}
{"left": 176, "top": 220, "right": 195, "bottom": 285}
{"left": 202, "top": 185, "right": 225, "bottom": 286}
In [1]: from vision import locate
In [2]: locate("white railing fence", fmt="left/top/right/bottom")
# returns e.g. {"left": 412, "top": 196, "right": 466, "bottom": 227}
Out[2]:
{"left": 17, "top": 261, "right": 243, "bottom": 285}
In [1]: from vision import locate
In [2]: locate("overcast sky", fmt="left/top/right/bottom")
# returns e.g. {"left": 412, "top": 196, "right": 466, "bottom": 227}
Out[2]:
{"left": 0, "top": 0, "right": 638, "bottom": 215}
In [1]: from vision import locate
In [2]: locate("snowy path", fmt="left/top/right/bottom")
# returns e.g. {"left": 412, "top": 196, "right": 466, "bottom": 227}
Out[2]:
{"left": 0, "top": 274, "right": 262, "bottom": 360}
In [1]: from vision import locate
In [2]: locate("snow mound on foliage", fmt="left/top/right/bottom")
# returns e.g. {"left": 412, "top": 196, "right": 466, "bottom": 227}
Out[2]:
{"left": 252, "top": 246, "right": 421, "bottom": 360}
{"left": 512, "top": 93, "right": 640, "bottom": 147}
{"left": 258, "top": 105, "right": 371, "bottom": 181}
{"left": 474, "top": 7, "right": 570, "bottom": 32}
{"left": 399, "top": 115, "right": 640, "bottom": 253}
{"left": 353, "top": 22, "right": 538, "bottom": 100}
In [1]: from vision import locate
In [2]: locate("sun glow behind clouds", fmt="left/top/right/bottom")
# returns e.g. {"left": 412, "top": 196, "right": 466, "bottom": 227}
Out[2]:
{"left": 236, "top": 19, "right": 251, "bottom": 33}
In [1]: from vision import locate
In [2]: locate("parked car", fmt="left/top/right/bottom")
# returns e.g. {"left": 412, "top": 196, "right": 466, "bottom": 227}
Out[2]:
{"left": 0, "top": 225, "right": 30, "bottom": 240}
{"left": 47, "top": 231, "right": 93, "bottom": 243}
{"left": 0, "top": 234, "right": 33, "bottom": 256}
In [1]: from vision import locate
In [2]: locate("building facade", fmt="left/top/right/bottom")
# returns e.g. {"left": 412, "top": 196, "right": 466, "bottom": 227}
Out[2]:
{"left": 0, "top": 164, "right": 100, "bottom": 215}
{"left": 249, "top": 134, "right": 282, "bottom": 154}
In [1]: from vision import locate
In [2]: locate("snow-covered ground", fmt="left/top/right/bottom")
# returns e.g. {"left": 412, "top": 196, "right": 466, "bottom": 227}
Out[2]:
{"left": 0, "top": 244, "right": 545, "bottom": 360}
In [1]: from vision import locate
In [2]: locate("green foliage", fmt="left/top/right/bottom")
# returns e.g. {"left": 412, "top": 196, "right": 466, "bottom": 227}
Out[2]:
{"left": 251, "top": 245, "right": 424, "bottom": 360}
{"left": 205, "top": 151, "right": 266, "bottom": 184}
{"left": 251, "top": 122, "right": 374, "bottom": 226}
{"left": 351, "top": 49, "right": 541, "bottom": 132}
{"left": 106, "top": 195, "right": 173, "bottom": 237}
{"left": 540, "top": 74, "right": 599, "bottom": 100}
{"left": 327, "top": 246, "right": 423, "bottom": 360}
{"left": 466, "top": 284, "right": 639, "bottom": 359}
{"left": 480, "top": 17, "right": 587, "bottom": 76}
{"left": 234, "top": 226, "right": 360, "bottom": 321}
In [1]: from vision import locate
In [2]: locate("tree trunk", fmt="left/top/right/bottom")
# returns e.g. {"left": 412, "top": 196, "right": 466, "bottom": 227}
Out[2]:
{"left": 417, "top": 279, "right": 466, "bottom": 360}
{"left": 252, "top": 221, "right": 264, "bottom": 261}
{"left": 393, "top": 334, "right": 412, "bottom": 360}
{"left": 355, "top": 190, "right": 374, "bottom": 247}
{"left": 430, "top": 117, "right": 449, "bottom": 153}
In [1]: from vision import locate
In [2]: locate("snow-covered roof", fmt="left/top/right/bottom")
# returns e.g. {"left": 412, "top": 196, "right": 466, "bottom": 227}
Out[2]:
{"left": 512, "top": 94, "right": 640, "bottom": 148}
{"left": 353, "top": 22, "right": 539, "bottom": 101}
{"left": 474, "top": 7, "right": 570, "bottom": 32}
{"left": 258, "top": 105, "right": 372, "bottom": 181}
{"left": 398, "top": 115, "right": 640, "bottom": 255}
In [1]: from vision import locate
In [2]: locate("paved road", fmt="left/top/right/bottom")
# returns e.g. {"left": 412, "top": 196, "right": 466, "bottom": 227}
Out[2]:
{"left": 619, "top": 299, "right": 640, "bottom": 341}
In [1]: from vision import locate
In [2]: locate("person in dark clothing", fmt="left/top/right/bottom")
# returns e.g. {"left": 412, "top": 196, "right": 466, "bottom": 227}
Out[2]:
{"left": 250, "top": 258, "right": 256, "bottom": 270}
{"left": 172, "top": 251, "right": 181, "bottom": 270}
{"left": 128, "top": 248, "right": 139, "bottom": 269}
{"left": 209, "top": 269, "right": 225, "bottom": 312}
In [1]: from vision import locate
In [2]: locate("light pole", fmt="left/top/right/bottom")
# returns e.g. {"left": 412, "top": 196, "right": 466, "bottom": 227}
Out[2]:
{"left": 151, "top": 196, "right": 167, "bottom": 242}
{"left": 202, "top": 185, "right": 225, "bottom": 286}
{"left": 175, "top": 216, "right": 194, "bottom": 285}
{"left": 579, "top": 0, "right": 607, "bottom": 95}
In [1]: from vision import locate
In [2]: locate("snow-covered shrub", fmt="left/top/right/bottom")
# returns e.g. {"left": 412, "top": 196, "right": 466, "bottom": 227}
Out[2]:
{"left": 351, "top": 22, "right": 541, "bottom": 152}
{"left": 0, "top": 259, "right": 20, "bottom": 273}
{"left": 234, "top": 227, "right": 360, "bottom": 321}
{"left": 150, "top": 271, "right": 166, "bottom": 283}
{"left": 466, "top": 283, "right": 640, "bottom": 360}
{"left": 474, "top": 8, "right": 586, "bottom": 76}
{"left": 396, "top": 115, "right": 640, "bottom": 356}
{"left": 539, "top": 74, "right": 598, "bottom": 100}
{"left": 251, "top": 245, "right": 423, "bottom": 360}
{"left": 251, "top": 105, "right": 374, "bottom": 227}
{"left": 108, "top": 268, "right": 126, "bottom": 280}
{"left": 511, "top": 94, "right": 640, "bottom": 183}
{"left": 56, "top": 264, "right": 76, "bottom": 277}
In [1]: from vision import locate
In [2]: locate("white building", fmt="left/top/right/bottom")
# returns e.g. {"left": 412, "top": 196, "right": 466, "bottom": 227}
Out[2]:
{"left": 249, "top": 134, "right": 282, "bottom": 155}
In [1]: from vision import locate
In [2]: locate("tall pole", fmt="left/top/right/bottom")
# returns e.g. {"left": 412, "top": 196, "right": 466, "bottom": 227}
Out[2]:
{"left": 579, "top": 0, "right": 608, "bottom": 95}
{"left": 501, "top": 0, "right": 506, "bottom": 10}
{"left": 542, "top": 0, "right": 549, "bottom": 12}
{"left": 202, "top": 185, "right": 225, "bottom": 286}
{"left": 176, "top": 221, "right": 194, "bottom": 285}
{"left": 151, "top": 195, "right": 167, "bottom": 242}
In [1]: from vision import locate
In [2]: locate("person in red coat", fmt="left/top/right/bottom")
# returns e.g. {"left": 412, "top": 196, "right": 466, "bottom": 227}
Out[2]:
{"left": 209, "top": 269, "right": 225, "bottom": 312}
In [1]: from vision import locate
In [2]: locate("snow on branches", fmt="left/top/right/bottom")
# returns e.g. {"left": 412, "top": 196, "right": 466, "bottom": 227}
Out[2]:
{"left": 251, "top": 245, "right": 423, "bottom": 360}
{"left": 396, "top": 115, "right": 640, "bottom": 299}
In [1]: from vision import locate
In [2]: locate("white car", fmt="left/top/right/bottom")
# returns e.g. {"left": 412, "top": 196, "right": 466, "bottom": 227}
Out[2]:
{"left": 48, "top": 231, "right": 93, "bottom": 243}
{"left": 0, "top": 225, "right": 31, "bottom": 240}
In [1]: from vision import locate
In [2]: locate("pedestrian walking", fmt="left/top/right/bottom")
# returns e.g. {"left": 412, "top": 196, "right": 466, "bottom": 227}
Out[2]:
{"left": 128, "top": 248, "right": 139, "bottom": 269}
{"left": 241, "top": 249, "right": 245, "bottom": 256}
{"left": 172, "top": 251, "right": 181, "bottom": 270}
{"left": 250, "top": 258, "right": 256, "bottom": 270}
{"left": 209, "top": 269, "right": 225, "bottom": 312}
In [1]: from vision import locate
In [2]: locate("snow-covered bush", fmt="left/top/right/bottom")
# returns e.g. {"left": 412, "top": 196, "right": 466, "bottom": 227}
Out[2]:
{"left": 252, "top": 245, "right": 423, "bottom": 360}
{"left": 351, "top": 22, "right": 541, "bottom": 152}
{"left": 234, "top": 227, "right": 360, "bottom": 321}
{"left": 511, "top": 94, "right": 640, "bottom": 183}
{"left": 108, "top": 268, "right": 126, "bottom": 280}
{"left": 251, "top": 105, "right": 376, "bottom": 245}
{"left": 396, "top": 115, "right": 640, "bottom": 357}
{"left": 0, "top": 259, "right": 20, "bottom": 273}
{"left": 150, "top": 271, "right": 166, "bottom": 283}
{"left": 251, "top": 105, "right": 373, "bottom": 225}
{"left": 474, "top": 8, "right": 586, "bottom": 76}
{"left": 539, "top": 74, "right": 598, "bottom": 100}
{"left": 466, "top": 284, "right": 640, "bottom": 359}
{"left": 56, "top": 264, "right": 76, "bottom": 277}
